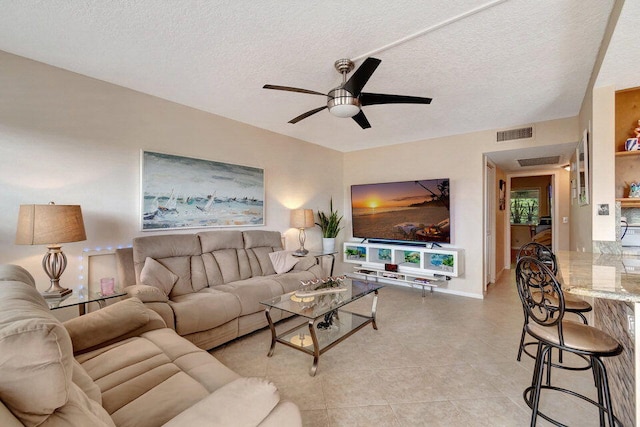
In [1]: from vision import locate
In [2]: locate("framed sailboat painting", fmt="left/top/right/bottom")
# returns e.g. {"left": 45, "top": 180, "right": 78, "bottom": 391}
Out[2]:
{"left": 140, "top": 151, "right": 265, "bottom": 230}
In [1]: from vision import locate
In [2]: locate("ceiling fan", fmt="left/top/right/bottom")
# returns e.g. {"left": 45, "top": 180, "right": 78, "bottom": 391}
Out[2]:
{"left": 263, "top": 57, "right": 432, "bottom": 129}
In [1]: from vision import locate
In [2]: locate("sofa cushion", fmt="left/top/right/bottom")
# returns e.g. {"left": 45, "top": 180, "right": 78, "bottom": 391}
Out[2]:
{"left": 64, "top": 298, "right": 150, "bottom": 353}
{"left": 132, "top": 234, "right": 205, "bottom": 297}
{"left": 268, "top": 250, "right": 299, "bottom": 274}
{"left": 169, "top": 290, "right": 241, "bottom": 336}
{"left": 202, "top": 248, "right": 255, "bottom": 285}
{"left": 243, "top": 230, "right": 283, "bottom": 249}
{"left": 198, "top": 230, "right": 244, "bottom": 252}
{"left": 215, "top": 276, "right": 285, "bottom": 316}
{"left": 140, "top": 257, "right": 178, "bottom": 295}
{"left": 77, "top": 329, "right": 239, "bottom": 427}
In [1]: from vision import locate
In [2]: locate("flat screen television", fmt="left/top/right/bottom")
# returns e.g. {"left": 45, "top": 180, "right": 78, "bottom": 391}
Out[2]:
{"left": 351, "top": 178, "right": 450, "bottom": 244}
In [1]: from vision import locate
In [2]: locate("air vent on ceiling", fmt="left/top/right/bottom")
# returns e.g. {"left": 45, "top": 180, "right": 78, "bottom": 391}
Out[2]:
{"left": 517, "top": 156, "right": 560, "bottom": 167}
{"left": 496, "top": 126, "right": 534, "bottom": 142}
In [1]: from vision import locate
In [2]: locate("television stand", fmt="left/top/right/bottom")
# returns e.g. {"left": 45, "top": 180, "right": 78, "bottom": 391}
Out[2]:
{"left": 343, "top": 241, "right": 464, "bottom": 297}
{"left": 349, "top": 267, "right": 445, "bottom": 297}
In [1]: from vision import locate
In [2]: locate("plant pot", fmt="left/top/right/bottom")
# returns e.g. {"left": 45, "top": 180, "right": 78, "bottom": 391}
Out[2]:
{"left": 322, "top": 237, "right": 336, "bottom": 253}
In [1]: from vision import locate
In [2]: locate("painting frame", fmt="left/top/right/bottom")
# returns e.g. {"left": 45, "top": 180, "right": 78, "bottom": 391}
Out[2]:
{"left": 140, "top": 150, "right": 265, "bottom": 231}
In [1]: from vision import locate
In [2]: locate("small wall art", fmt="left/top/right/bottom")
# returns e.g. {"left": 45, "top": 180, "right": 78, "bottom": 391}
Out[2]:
{"left": 140, "top": 151, "right": 264, "bottom": 230}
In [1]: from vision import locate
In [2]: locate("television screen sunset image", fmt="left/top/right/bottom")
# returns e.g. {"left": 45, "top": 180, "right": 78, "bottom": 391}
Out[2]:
{"left": 351, "top": 179, "right": 450, "bottom": 243}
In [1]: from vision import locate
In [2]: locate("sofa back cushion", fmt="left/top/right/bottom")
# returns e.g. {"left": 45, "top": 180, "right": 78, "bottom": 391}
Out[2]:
{"left": 133, "top": 234, "right": 206, "bottom": 297}
{"left": 244, "top": 230, "right": 283, "bottom": 276}
{"left": 198, "top": 230, "right": 283, "bottom": 286}
{"left": 0, "top": 265, "right": 113, "bottom": 427}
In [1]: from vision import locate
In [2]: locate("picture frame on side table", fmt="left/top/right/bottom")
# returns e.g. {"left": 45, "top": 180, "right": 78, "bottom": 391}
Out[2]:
{"left": 140, "top": 151, "right": 265, "bottom": 230}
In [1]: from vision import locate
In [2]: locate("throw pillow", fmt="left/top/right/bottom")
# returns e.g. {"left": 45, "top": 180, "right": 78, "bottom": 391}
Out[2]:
{"left": 140, "top": 257, "right": 178, "bottom": 295}
{"left": 268, "top": 250, "right": 299, "bottom": 274}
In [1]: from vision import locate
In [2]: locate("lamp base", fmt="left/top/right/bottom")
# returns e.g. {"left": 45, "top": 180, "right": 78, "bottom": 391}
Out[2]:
{"left": 41, "top": 287, "right": 72, "bottom": 299}
{"left": 292, "top": 249, "right": 309, "bottom": 257}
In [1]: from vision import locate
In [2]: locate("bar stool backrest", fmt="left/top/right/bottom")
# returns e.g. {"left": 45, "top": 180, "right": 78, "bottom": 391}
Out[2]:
{"left": 515, "top": 256, "right": 565, "bottom": 333}
{"left": 517, "top": 242, "right": 557, "bottom": 275}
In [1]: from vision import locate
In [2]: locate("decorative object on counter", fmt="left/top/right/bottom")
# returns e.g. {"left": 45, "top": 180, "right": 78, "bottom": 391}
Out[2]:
{"left": 15, "top": 202, "right": 86, "bottom": 298}
{"left": 316, "top": 198, "right": 343, "bottom": 252}
{"left": 290, "top": 208, "right": 314, "bottom": 256}
{"left": 630, "top": 182, "right": 640, "bottom": 198}
{"left": 295, "top": 276, "right": 347, "bottom": 297}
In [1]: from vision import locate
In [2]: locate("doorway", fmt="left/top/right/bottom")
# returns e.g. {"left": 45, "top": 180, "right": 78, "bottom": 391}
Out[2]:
{"left": 484, "top": 160, "right": 496, "bottom": 290}
{"left": 509, "top": 174, "right": 553, "bottom": 264}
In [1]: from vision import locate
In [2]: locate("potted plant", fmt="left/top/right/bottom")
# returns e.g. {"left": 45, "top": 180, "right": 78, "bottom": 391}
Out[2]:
{"left": 316, "top": 198, "right": 343, "bottom": 252}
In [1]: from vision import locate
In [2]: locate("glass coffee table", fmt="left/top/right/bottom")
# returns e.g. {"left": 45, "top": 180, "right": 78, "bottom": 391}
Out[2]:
{"left": 261, "top": 276, "right": 382, "bottom": 376}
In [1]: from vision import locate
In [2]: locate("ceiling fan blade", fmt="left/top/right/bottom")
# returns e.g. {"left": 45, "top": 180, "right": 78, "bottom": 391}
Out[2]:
{"left": 343, "top": 57, "right": 381, "bottom": 97}
{"left": 360, "top": 92, "right": 432, "bottom": 106}
{"left": 351, "top": 110, "right": 371, "bottom": 129}
{"left": 288, "top": 106, "right": 327, "bottom": 124}
{"left": 263, "top": 84, "right": 327, "bottom": 97}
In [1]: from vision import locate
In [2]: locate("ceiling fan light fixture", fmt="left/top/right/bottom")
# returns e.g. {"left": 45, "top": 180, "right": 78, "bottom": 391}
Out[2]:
{"left": 328, "top": 88, "right": 360, "bottom": 118}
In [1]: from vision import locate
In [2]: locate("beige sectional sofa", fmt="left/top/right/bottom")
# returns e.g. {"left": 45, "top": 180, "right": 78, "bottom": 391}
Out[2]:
{"left": 0, "top": 264, "right": 301, "bottom": 427}
{"left": 116, "top": 230, "right": 323, "bottom": 350}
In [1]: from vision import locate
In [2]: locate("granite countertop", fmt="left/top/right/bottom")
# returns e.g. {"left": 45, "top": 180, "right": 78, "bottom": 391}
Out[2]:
{"left": 557, "top": 250, "right": 640, "bottom": 303}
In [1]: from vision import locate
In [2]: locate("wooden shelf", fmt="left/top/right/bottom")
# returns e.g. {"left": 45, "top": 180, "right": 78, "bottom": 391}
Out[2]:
{"left": 615, "top": 150, "right": 640, "bottom": 158}
{"left": 617, "top": 198, "right": 640, "bottom": 207}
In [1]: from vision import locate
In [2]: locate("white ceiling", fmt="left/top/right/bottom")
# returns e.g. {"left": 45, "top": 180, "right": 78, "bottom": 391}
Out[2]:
{"left": 0, "top": 0, "right": 625, "bottom": 157}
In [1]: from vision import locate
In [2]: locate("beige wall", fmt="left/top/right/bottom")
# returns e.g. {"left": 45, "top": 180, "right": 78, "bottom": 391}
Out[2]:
{"left": 0, "top": 50, "right": 580, "bottom": 300}
{"left": 0, "top": 51, "right": 344, "bottom": 292}
{"left": 344, "top": 117, "right": 578, "bottom": 298}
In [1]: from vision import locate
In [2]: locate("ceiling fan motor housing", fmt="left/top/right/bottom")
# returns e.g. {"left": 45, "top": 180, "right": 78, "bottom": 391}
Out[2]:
{"left": 328, "top": 87, "right": 360, "bottom": 117}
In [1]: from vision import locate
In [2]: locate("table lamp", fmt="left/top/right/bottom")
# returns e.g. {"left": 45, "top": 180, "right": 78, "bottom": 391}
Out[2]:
{"left": 290, "top": 209, "right": 314, "bottom": 256}
{"left": 15, "top": 202, "right": 87, "bottom": 298}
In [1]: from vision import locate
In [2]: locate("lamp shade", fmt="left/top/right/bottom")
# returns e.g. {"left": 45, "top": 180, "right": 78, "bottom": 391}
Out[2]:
{"left": 16, "top": 203, "right": 87, "bottom": 245}
{"left": 290, "top": 209, "right": 314, "bottom": 229}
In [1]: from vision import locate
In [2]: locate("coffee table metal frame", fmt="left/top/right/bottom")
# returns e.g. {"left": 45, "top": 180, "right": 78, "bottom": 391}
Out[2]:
{"left": 262, "top": 277, "right": 382, "bottom": 376}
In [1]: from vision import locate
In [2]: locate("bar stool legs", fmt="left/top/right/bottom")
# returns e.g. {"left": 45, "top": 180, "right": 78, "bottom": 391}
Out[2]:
{"left": 524, "top": 343, "right": 620, "bottom": 426}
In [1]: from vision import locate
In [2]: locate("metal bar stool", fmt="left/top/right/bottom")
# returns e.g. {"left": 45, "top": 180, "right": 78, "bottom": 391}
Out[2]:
{"left": 516, "top": 242, "right": 592, "bottom": 364}
{"left": 516, "top": 257, "right": 622, "bottom": 426}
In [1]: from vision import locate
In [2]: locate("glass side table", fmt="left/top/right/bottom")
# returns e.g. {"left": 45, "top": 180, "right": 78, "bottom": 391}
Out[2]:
{"left": 47, "top": 290, "right": 127, "bottom": 316}
{"left": 305, "top": 250, "right": 338, "bottom": 276}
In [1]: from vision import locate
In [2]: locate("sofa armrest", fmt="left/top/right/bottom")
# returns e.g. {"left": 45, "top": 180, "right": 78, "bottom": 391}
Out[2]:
{"left": 162, "top": 377, "right": 285, "bottom": 427}
{"left": 125, "top": 284, "right": 169, "bottom": 302}
{"left": 64, "top": 298, "right": 165, "bottom": 353}
{"left": 292, "top": 256, "right": 317, "bottom": 272}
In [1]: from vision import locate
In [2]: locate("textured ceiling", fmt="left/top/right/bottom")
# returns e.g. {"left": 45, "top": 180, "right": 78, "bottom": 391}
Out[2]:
{"left": 0, "top": 0, "right": 619, "bottom": 153}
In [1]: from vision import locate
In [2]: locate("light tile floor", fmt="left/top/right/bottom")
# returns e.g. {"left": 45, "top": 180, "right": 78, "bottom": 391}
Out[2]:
{"left": 211, "top": 271, "right": 608, "bottom": 426}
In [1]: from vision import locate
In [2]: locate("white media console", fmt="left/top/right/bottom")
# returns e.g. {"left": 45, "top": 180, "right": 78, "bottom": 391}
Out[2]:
{"left": 343, "top": 241, "right": 464, "bottom": 296}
